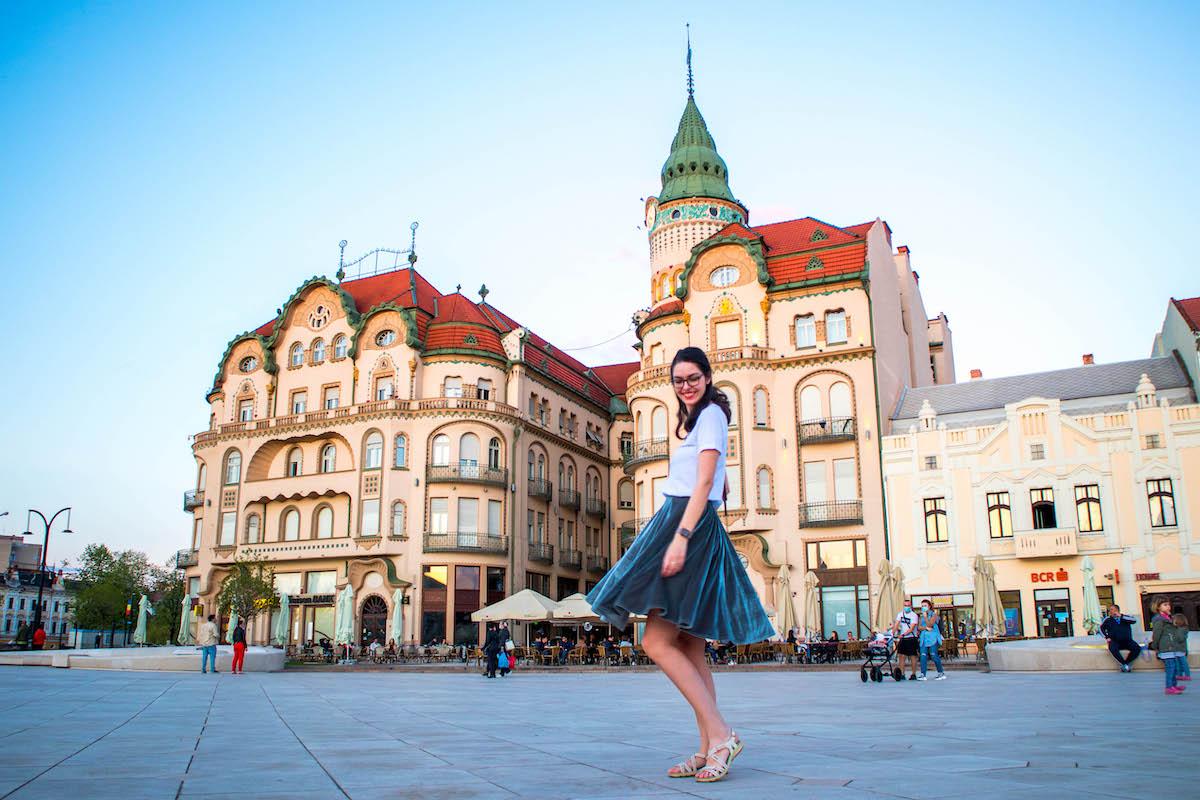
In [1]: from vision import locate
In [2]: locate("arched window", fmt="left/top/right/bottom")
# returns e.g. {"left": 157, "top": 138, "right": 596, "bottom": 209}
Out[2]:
{"left": 829, "top": 382, "right": 852, "bottom": 419}
{"left": 287, "top": 447, "right": 303, "bottom": 477}
{"left": 718, "top": 385, "right": 738, "bottom": 426}
{"left": 245, "top": 514, "right": 260, "bottom": 544}
{"left": 660, "top": 274, "right": 670, "bottom": 299}
{"left": 536, "top": 453, "right": 545, "bottom": 479}
{"left": 444, "top": 376, "right": 463, "bottom": 398}
{"left": 488, "top": 437, "right": 501, "bottom": 470}
{"left": 636, "top": 411, "right": 645, "bottom": 440}
{"left": 311, "top": 338, "right": 325, "bottom": 363}
{"left": 476, "top": 379, "right": 492, "bottom": 400}
{"left": 618, "top": 480, "right": 634, "bottom": 509}
{"left": 196, "top": 462, "right": 207, "bottom": 490}
{"left": 459, "top": 433, "right": 480, "bottom": 466}
{"left": 394, "top": 434, "right": 407, "bottom": 468}
{"left": 315, "top": 506, "right": 333, "bottom": 539}
{"left": 527, "top": 449, "right": 535, "bottom": 479}
{"left": 364, "top": 432, "right": 383, "bottom": 469}
{"left": 223, "top": 451, "right": 241, "bottom": 485}
{"left": 431, "top": 434, "right": 450, "bottom": 466}
{"left": 651, "top": 406, "right": 667, "bottom": 440}
{"left": 800, "top": 385, "right": 822, "bottom": 422}
{"left": 558, "top": 409, "right": 567, "bottom": 434}
{"left": 333, "top": 334, "right": 348, "bottom": 359}
{"left": 753, "top": 388, "right": 769, "bottom": 427}
{"left": 283, "top": 509, "right": 300, "bottom": 542}
{"left": 391, "top": 502, "right": 406, "bottom": 536}
{"left": 320, "top": 443, "right": 336, "bottom": 473}
{"left": 558, "top": 463, "right": 565, "bottom": 489}
{"left": 289, "top": 343, "right": 303, "bottom": 367}
{"left": 566, "top": 464, "right": 575, "bottom": 489}
{"left": 756, "top": 467, "right": 772, "bottom": 509}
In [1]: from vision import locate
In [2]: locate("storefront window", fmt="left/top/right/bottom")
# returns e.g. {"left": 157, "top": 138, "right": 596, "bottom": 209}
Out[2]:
{"left": 486, "top": 567, "right": 505, "bottom": 606}
{"left": 422, "top": 565, "right": 448, "bottom": 644}
{"left": 274, "top": 572, "right": 302, "bottom": 595}
{"left": 806, "top": 539, "right": 867, "bottom": 570}
{"left": 1000, "top": 590, "right": 1023, "bottom": 636}
{"left": 305, "top": 571, "right": 336, "bottom": 594}
{"left": 1034, "top": 587, "right": 1072, "bottom": 638}
{"left": 453, "top": 566, "right": 481, "bottom": 646}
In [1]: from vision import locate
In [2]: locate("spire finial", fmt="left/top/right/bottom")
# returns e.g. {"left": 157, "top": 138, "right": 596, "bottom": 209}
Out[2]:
{"left": 336, "top": 239, "right": 347, "bottom": 282}
{"left": 407, "top": 221, "right": 419, "bottom": 265}
{"left": 686, "top": 24, "right": 694, "bottom": 97}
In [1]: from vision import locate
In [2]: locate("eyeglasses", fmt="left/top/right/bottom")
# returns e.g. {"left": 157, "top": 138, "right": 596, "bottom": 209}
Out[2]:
{"left": 671, "top": 374, "right": 705, "bottom": 389}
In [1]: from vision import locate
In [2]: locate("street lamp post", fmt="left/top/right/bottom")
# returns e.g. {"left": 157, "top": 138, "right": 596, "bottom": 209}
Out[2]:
{"left": 22, "top": 508, "right": 72, "bottom": 636}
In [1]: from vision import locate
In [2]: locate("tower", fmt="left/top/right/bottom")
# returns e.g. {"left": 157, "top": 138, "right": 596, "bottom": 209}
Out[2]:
{"left": 644, "top": 38, "right": 748, "bottom": 305}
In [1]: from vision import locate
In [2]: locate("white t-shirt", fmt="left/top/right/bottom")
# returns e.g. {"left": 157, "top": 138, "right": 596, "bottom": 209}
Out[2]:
{"left": 894, "top": 609, "right": 920, "bottom": 638}
{"left": 660, "top": 404, "right": 728, "bottom": 503}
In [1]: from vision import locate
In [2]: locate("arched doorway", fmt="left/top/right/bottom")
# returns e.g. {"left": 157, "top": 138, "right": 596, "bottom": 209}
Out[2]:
{"left": 360, "top": 595, "right": 388, "bottom": 645}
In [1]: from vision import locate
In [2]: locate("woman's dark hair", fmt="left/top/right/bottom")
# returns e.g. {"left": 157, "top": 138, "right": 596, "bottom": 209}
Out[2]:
{"left": 670, "top": 346, "right": 731, "bottom": 438}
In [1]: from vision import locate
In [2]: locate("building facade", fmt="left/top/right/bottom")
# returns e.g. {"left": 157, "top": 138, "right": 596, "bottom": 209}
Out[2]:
{"left": 1152, "top": 296, "right": 1200, "bottom": 393}
{"left": 883, "top": 358, "right": 1200, "bottom": 636}
{"left": 0, "top": 536, "right": 74, "bottom": 644}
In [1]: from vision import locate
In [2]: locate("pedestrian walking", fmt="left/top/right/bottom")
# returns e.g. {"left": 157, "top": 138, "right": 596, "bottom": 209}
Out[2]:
{"left": 1150, "top": 600, "right": 1188, "bottom": 695}
{"left": 587, "top": 347, "right": 773, "bottom": 783}
{"left": 916, "top": 601, "right": 945, "bottom": 681}
{"left": 482, "top": 623, "right": 501, "bottom": 678}
{"left": 1098, "top": 605, "right": 1142, "bottom": 672}
{"left": 891, "top": 601, "right": 921, "bottom": 680}
{"left": 31, "top": 624, "right": 46, "bottom": 652}
{"left": 231, "top": 618, "right": 247, "bottom": 674}
{"left": 15, "top": 622, "right": 29, "bottom": 651}
{"left": 197, "top": 614, "right": 219, "bottom": 674}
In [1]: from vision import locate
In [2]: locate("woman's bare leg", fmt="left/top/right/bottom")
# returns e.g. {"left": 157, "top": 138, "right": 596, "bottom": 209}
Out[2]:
{"left": 642, "top": 614, "right": 730, "bottom": 762}
{"left": 678, "top": 632, "right": 716, "bottom": 754}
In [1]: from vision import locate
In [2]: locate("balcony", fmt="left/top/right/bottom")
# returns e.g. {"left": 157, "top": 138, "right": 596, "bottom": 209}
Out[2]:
{"left": 587, "top": 554, "right": 610, "bottom": 574}
{"left": 527, "top": 478, "right": 553, "bottom": 502}
{"left": 426, "top": 463, "right": 509, "bottom": 488}
{"left": 558, "top": 488, "right": 581, "bottom": 511}
{"left": 797, "top": 417, "right": 856, "bottom": 444}
{"left": 559, "top": 548, "right": 582, "bottom": 570}
{"left": 183, "top": 490, "right": 204, "bottom": 512}
{"left": 527, "top": 541, "right": 554, "bottom": 565}
{"left": 1015, "top": 527, "right": 1078, "bottom": 558}
{"left": 584, "top": 497, "right": 606, "bottom": 518}
{"left": 423, "top": 531, "right": 509, "bottom": 555}
{"left": 797, "top": 500, "right": 863, "bottom": 528}
{"left": 175, "top": 549, "right": 198, "bottom": 569}
{"left": 623, "top": 438, "right": 668, "bottom": 474}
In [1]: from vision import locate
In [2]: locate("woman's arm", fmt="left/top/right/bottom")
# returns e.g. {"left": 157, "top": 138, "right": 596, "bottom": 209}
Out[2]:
{"left": 660, "top": 448, "right": 718, "bottom": 577}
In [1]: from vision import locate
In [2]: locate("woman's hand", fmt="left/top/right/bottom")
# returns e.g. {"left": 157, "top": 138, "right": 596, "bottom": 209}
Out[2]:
{"left": 661, "top": 534, "right": 688, "bottom": 577}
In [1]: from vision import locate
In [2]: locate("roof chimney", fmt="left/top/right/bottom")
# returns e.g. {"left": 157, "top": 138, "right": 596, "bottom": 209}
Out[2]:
{"left": 1082, "top": 353, "right": 1094, "bottom": 365}
{"left": 969, "top": 369, "right": 983, "bottom": 380}
{"left": 897, "top": 245, "right": 910, "bottom": 255}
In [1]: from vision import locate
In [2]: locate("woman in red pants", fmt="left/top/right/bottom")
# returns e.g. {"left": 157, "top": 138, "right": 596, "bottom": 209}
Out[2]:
{"left": 231, "top": 618, "right": 247, "bottom": 673}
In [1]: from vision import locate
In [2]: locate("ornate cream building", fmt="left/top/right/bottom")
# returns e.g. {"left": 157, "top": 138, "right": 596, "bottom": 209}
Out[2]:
{"left": 179, "top": 78, "right": 956, "bottom": 645}
{"left": 883, "top": 356, "right": 1200, "bottom": 637}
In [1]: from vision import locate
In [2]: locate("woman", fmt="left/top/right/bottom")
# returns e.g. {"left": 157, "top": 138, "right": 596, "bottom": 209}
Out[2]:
{"left": 917, "top": 600, "right": 945, "bottom": 681}
{"left": 588, "top": 347, "right": 773, "bottom": 783}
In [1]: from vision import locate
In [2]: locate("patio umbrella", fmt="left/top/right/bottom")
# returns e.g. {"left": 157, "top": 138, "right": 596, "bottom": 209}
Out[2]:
{"left": 1081, "top": 556, "right": 1103, "bottom": 634}
{"left": 272, "top": 593, "right": 290, "bottom": 646}
{"left": 802, "top": 570, "right": 821, "bottom": 637}
{"left": 890, "top": 563, "right": 907, "bottom": 620}
{"left": 872, "top": 559, "right": 898, "bottom": 632}
{"left": 176, "top": 593, "right": 194, "bottom": 645}
{"left": 972, "top": 555, "right": 1006, "bottom": 637}
{"left": 132, "top": 594, "right": 152, "bottom": 645}
{"left": 334, "top": 585, "right": 355, "bottom": 646}
{"left": 775, "top": 563, "right": 797, "bottom": 639}
{"left": 471, "top": 588, "right": 559, "bottom": 622}
{"left": 224, "top": 611, "right": 239, "bottom": 645}
{"left": 390, "top": 588, "right": 404, "bottom": 643}
{"left": 551, "top": 593, "right": 600, "bottom": 622}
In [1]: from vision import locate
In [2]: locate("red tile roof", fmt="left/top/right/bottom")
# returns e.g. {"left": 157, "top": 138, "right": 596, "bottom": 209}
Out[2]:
{"left": 769, "top": 242, "right": 868, "bottom": 285}
{"left": 706, "top": 216, "right": 874, "bottom": 286}
{"left": 1173, "top": 297, "right": 1200, "bottom": 332}
{"left": 591, "top": 362, "right": 640, "bottom": 398}
{"left": 644, "top": 298, "right": 684, "bottom": 323}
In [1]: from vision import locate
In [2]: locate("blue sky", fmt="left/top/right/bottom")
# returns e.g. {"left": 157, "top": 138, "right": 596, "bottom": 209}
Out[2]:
{"left": 1, "top": 2, "right": 1197, "bottom": 565}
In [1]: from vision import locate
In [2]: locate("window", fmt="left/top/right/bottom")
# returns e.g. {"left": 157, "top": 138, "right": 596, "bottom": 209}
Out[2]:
{"left": 799, "top": 385, "right": 821, "bottom": 422}
{"left": 458, "top": 498, "right": 479, "bottom": 536}
{"left": 618, "top": 481, "right": 634, "bottom": 509}
{"left": 924, "top": 456, "right": 938, "bottom": 471}
{"left": 444, "top": 377, "right": 463, "bottom": 398}
{"left": 320, "top": 443, "right": 336, "bottom": 473}
{"left": 245, "top": 514, "right": 260, "bottom": 544}
{"left": 987, "top": 492, "right": 1013, "bottom": 538}
{"left": 1075, "top": 485, "right": 1103, "bottom": 532}
{"left": 651, "top": 406, "right": 667, "bottom": 440}
{"left": 999, "top": 590, "right": 1023, "bottom": 636}
{"left": 527, "top": 449, "right": 536, "bottom": 479}
{"left": 192, "top": 519, "right": 202, "bottom": 550}
{"left": 558, "top": 410, "right": 567, "bottom": 434}
{"left": 924, "top": 497, "right": 948, "bottom": 543}
{"left": 1147, "top": 479, "right": 1177, "bottom": 527}
{"left": 323, "top": 385, "right": 339, "bottom": 409}
{"left": 306, "top": 571, "right": 336, "bottom": 594}
{"left": 238, "top": 356, "right": 257, "bottom": 372}
{"left": 360, "top": 499, "right": 379, "bottom": 536}
{"left": 391, "top": 502, "right": 406, "bottom": 536}
{"left": 459, "top": 433, "right": 480, "bottom": 466}
{"left": 825, "top": 311, "right": 847, "bottom": 344}
{"left": 223, "top": 451, "right": 241, "bottom": 485}
{"left": 238, "top": 400, "right": 253, "bottom": 422}
{"left": 282, "top": 509, "right": 300, "bottom": 541}
{"left": 619, "top": 434, "right": 632, "bottom": 460}
{"left": 833, "top": 458, "right": 856, "bottom": 501}
{"left": 394, "top": 435, "right": 407, "bottom": 468}
{"left": 527, "top": 509, "right": 535, "bottom": 542}
{"left": 1031, "top": 488, "right": 1056, "bottom": 529}
{"left": 430, "top": 498, "right": 449, "bottom": 533}
{"left": 364, "top": 432, "right": 383, "bottom": 469}
{"left": 803, "top": 461, "right": 827, "bottom": 503}
{"left": 289, "top": 343, "right": 304, "bottom": 367}
{"left": 375, "top": 376, "right": 394, "bottom": 401}
{"left": 488, "top": 437, "right": 501, "bottom": 470}
{"left": 375, "top": 330, "right": 396, "bottom": 346}
{"left": 287, "top": 447, "right": 303, "bottom": 477}
{"left": 291, "top": 391, "right": 307, "bottom": 414}
{"left": 1030, "top": 443, "right": 1045, "bottom": 461}
{"left": 725, "top": 467, "right": 742, "bottom": 508}
{"left": 714, "top": 319, "right": 741, "bottom": 350}
{"left": 432, "top": 435, "right": 450, "bottom": 467}
{"left": 1144, "top": 433, "right": 1161, "bottom": 449}
{"left": 315, "top": 506, "right": 333, "bottom": 539}
{"left": 311, "top": 339, "right": 325, "bottom": 363}
{"left": 333, "top": 335, "right": 348, "bottom": 359}
{"left": 649, "top": 343, "right": 664, "bottom": 365}
{"left": 710, "top": 266, "right": 738, "bottom": 287}
{"left": 488, "top": 500, "right": 502, "bottom": 535}
{"left": 753, "top": 388, "right": 769, "bottom": 427}
{"left": 829, "top": 382, "right": 852, "bottom": 419}
{"left": 528, "top": 393, "right": 537, "bottom": 417}
{"left": 795, "top": 315, "right": 816, "bottom": 348}
{"left": 806, "top": 539, "right": 868, "bottom": 570}
{"left": 756, "top": 467, "right": 772, "bottom": 509}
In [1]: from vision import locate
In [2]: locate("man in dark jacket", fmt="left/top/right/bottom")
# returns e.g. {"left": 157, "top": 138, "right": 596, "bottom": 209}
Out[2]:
{"left": 1099, "top": 604, "right": 1141, "bottom": 672}
{"left": 482, "top": 623, "right": 501, "bottom": 678}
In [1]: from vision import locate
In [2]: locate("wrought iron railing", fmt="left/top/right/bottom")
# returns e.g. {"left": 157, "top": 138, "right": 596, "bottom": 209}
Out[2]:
{"left": 797, "top": 500, "right": 863, "bottom": 527}
{"left": 175, "top": 549, "right": 198, "bottom": 569}
{"left": 527, "top": 541, "right": 554, "bottom": 564}
{"left": 183, "top": 490, "right": 204, "bottom": 511}
{"left": 622, "top": 438, "right": 668, "bottom": 472}
{"left": 586, "top": 554, "right": 610, "bottom": 573}
{"left": 797, "top": 417, "right": 856, "bottom": 444}
{"left": 423, "top": 532, "right": 509, "bottom": 554}
{"left": 558, "top": 488, "right": 581, "bottom": 510}
{"left": 558, "top": 548, "right": 582, "bottom": 569}
{"left": 426, "top": 464, "right": 509, "bottom": 487}
{"left": 527, "top": 478, "right": 553, "bottom": 501}
{"left": 584, "top": 498, "right": 606, "bottom": 518}
{"left": 619, "top": 522, "right": 637, "bottom": 549}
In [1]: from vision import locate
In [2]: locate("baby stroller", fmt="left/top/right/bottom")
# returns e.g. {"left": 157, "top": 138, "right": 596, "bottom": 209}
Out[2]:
{"left": 859, "top": 636, "right": 904, "bottom": 683}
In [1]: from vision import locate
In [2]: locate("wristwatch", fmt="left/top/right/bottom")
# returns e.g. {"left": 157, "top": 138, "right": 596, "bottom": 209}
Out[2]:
{"left": 677, "top": 527, "right": 694, "bottom": 540}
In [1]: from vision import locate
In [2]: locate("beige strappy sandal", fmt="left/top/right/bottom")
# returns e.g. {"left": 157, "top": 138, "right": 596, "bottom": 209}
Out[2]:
{"left": 694, "top": 730, "right": 742, "bottom": 783}
{"left": 667, "top": 752, "right": 706, "bottom": 778}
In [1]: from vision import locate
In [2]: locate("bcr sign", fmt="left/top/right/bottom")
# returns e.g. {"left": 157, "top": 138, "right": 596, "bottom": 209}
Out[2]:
{"left": 1030, "top": 569, "right": 1069, "bottom": 583}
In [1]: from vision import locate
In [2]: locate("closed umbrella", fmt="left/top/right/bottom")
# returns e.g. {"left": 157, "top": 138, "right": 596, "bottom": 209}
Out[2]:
{"left": 224, "top": 611, "right": 239, "bottom": 645}
{"left": 890, "top": 563, "right": 907, "bottom": 620}
{"left": 390, "top": 588, "right": 404, "bottom": 643}
{"left": 972, "top": 555, "right": 1006, "bottom": 637}
{"left": 176, "top": 593, "right": 194, "bottom": 645}
{"left": 334, "top": 585, "right": 355, "bottom": 646}
{"left": 132, "top": 594, "right": 152, "bottom": 645}
{"left": 802, "top": 571, "right": 821, "bottom": 637}
{"left": 775, "top": 563, "right": 797, "bottom": 639}
{"left": 1081, "top": 556, "right": 1103, "bottom": 634}
{"left": 272, "top": 593, "right": 290, "bottom": 646}
{"left": 872, "top": 559, "right": 898, "bottom": 632}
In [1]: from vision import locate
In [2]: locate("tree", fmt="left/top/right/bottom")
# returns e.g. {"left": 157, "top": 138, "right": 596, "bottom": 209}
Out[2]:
{"left": 216, "top": 554, "right": 277, "bottom": 624}
{"left": 72, "top": 544, "right": 155, "bottom": 640}
{"left": 148, "top": 561, "right": 185, "bottom": 645}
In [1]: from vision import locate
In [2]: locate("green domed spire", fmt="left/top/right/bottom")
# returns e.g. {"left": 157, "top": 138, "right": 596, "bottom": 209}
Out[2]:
{"left": 658, "top": 49, "right": 735, "bottom": 203}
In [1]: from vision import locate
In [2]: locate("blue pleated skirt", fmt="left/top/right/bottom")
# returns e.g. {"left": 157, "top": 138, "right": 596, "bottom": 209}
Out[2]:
{"left": 587, "top": 496, "right": 774, "bottom": 644}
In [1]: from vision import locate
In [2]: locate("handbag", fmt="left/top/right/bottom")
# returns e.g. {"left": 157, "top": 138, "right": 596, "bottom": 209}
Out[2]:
{"left": 497, "top": 652, "right": 510, "bottom": 669}
{"left": 504, "top": 639, "right": 514, "bottom": 652}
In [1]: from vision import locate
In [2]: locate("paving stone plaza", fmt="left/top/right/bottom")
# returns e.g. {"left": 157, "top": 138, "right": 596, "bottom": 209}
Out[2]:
{"left": 0, "top": 667, "right": 1196, "bottom": 799}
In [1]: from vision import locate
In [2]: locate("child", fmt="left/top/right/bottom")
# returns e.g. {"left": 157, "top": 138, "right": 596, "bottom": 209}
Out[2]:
{"left": 1172, "top": 613, "right": 1192, "bottom": 683}
{"left": 1150, "top": 600, "right": 1188, "bottom": 695}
